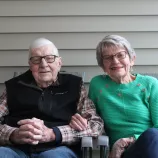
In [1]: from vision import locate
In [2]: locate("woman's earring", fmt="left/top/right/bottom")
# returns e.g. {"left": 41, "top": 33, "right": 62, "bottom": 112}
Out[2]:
{"left": 130, "top": 66, "right": 133, "bottom": 72}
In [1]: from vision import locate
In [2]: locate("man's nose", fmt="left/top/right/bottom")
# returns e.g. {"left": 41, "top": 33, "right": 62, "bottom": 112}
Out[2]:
{"left": 40, "top": 58, "right": 48, "bottom": 67}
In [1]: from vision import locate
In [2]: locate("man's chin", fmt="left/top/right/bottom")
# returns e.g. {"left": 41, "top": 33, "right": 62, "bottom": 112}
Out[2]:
{"left": 39, "top": 72, "right": 51, "bottom": 75}
{"left": 39, "top": 75, "right": 52, "bottom": 81}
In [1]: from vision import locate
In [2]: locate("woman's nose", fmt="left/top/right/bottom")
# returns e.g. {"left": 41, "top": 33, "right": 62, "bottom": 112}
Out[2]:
{"left": 111, "top": 56, "right": 119, "bottom": 63}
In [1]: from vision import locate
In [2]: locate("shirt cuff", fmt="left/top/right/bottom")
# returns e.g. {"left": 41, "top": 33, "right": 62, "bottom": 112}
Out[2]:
{"left": 4, "top": 126, "right": 17, "bottom": 145}
{"left": 52, "top": 127, "right": 62, "bottom": 145}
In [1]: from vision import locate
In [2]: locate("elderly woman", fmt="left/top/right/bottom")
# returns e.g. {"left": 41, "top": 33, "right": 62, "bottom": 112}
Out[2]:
{"left": 88, "top": 35, "right": 158, "bottom": 158}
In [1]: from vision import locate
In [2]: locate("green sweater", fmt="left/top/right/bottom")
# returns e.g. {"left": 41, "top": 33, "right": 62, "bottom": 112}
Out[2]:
{"left": 89, "top": 74, "right": 158, "bottom": 147}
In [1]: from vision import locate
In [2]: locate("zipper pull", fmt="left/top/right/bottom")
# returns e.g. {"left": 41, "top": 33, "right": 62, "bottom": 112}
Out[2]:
{"left": 51, "top": 91, "right": 54, "bottom": 95}
{"left": 41, "top": 91, "right": 44, "bottom": 100}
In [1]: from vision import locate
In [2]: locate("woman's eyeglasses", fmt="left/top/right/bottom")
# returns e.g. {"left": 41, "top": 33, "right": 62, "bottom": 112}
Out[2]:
{"left": 102, "top": 51, "right": 127, "bottom": 62}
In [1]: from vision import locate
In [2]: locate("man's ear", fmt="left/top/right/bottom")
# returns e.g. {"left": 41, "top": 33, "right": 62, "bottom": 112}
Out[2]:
{"left": 28, "top": 61, "right": 32, "bottom": 71}
{"left": 58, "top": 57, "right": 62, "bottom": 67}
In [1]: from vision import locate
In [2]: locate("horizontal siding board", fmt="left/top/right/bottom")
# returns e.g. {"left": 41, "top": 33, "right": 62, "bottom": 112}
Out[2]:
{"left": 1, "top": 32, "right": 158, "bottom": 50}
{"left": 0, "top": 65, "right": 158, "bottom": 84}
{"left": 0, "top": 84, "right": 5, "bottom": 95}
{"left": 0, "top": 1, "right": 158, "bottom": 16}
{"left": 1, "top": 16, "right": 158, "bottom": 33}
{"left": 0, "top": 49, "right": 158, "bottom": 66}
{"left": 0, "top": 67, "right": 29, "bottom": 84}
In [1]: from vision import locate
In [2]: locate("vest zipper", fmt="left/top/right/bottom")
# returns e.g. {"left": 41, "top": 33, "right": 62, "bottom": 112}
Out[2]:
{"left": 18, "top": 81, "right": 42, "bottom": 91}
{"left": 41, "top": 91, "right": 44, "bottom": 101}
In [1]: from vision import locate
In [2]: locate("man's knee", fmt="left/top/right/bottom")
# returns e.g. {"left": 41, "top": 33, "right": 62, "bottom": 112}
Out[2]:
{"left": 0, "top": 146, "right": 27, "bottom": 158}
{"left": 0, "top": 147, "right": 11, "bottom": 153}
{"left": 39, "top": 146, "right": 77, "bottom": 158}
{"left": 0, "top": 147, "right": 15, "bottom": 157}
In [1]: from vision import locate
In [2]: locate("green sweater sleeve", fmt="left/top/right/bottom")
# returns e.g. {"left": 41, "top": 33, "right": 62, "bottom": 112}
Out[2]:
{"left": 134, "top": 77, "right": 158, "bottom": 140}
{"left": 148, "top": 77, "right": 158, "bottom": 128}
{"left": 88, "top": 78, "right": 97, "bottom": 104}
{"left": 134, "top": 134, "right": 140, "bottom": 140}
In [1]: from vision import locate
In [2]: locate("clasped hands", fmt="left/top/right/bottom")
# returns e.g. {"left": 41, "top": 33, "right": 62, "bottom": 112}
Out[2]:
{"left": 10, "top": 113, "right": 87, "bottom": 145}
{"left": 10, "top": 117, "right": 55, "bottom": 145}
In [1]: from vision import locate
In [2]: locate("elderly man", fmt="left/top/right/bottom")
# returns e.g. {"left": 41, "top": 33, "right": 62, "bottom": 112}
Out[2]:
{"left": 0, "top": 38, "right": 103, "bottom": 158}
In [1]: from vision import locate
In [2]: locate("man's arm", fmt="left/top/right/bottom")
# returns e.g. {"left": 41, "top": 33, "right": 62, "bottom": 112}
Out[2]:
{"left": 57, "top": 83, "right": 104, "bottom": 144}
{"left": 0, "top": 89, "right": 17, "bottom": 145}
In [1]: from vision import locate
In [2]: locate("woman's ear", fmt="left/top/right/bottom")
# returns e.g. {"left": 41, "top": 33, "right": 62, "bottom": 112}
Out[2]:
{"left": 130, "top": 55, "right": 136, "bottom": 66}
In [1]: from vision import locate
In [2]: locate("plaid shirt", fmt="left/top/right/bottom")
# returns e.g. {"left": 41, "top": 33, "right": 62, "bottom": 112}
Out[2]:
{"left": 0, "top": 83, "right": 104, "bottom": 145}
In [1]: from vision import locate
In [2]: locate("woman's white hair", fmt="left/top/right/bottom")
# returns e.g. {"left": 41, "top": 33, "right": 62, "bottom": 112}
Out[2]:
{"left": 28, "top": 38, "right": 59, "bottom": 59}
{"left": 96, "top": 35, "right": 136, "bottom": 68}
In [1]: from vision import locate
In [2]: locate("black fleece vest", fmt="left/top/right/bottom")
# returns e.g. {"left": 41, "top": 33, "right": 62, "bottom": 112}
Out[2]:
{"left": 4, "top": 70, "right": 82, "bottom": 153}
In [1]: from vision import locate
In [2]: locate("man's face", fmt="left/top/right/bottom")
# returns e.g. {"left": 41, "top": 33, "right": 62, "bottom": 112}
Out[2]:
{"left": 29, "top": 44, "right": 62, "bottom": 86}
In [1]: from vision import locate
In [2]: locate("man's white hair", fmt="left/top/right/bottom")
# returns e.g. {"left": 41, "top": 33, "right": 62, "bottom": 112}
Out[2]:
{"left": 29, "top": 38, "right": 59, "bottom": 59}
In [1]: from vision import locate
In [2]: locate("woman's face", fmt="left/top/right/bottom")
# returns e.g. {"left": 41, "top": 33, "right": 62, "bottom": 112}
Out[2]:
{"left": 102, "top": 46, "right": 135, "bottom": 83}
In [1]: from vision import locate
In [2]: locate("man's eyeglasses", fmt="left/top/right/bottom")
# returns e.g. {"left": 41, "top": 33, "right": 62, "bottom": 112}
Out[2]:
{"left": 30, "top": 55, "right": 58, "bottom": 64}
{"left": 102, "top": 51, "right": 127, "bottom": 62}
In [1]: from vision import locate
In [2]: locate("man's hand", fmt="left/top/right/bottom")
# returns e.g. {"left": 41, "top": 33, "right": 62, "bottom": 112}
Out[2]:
{"left": 69, "top": 113, "right": 88, "bottom": 131}
{"left": 10, "top": 117, "right": 55, "bottom": 145}
{"left": 109, "top": 137, "right": 135, "bottom": 158}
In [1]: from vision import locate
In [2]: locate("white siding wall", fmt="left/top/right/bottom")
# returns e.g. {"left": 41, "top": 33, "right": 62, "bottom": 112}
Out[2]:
{"left": 0, "top": 0, "right": 158, "bottom": 94}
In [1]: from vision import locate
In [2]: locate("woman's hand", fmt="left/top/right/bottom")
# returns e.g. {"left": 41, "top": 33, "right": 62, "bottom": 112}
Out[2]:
{"left": 109, "top": 137, "right": 135, "bottom": 158}
{"left": 69, "top": 113, "right": 88, "bottom": 131}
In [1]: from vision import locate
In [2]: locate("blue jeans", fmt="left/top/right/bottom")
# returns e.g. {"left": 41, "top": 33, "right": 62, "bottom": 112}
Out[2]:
{"left": 122, "top": 128, "right": 158, "bottom": 158}
{"left": 0, "top": 146, "right": 78, "bottom": 158}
